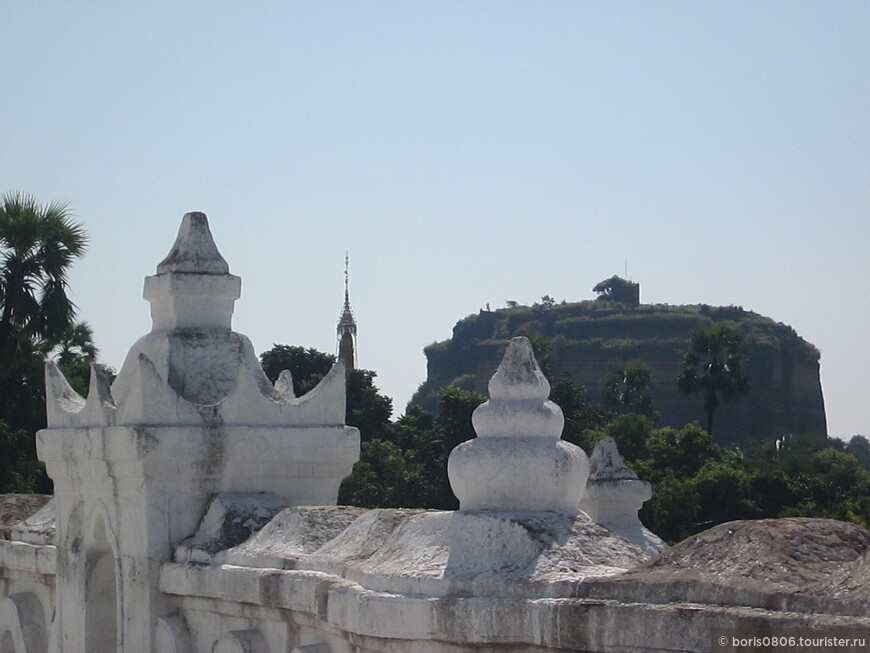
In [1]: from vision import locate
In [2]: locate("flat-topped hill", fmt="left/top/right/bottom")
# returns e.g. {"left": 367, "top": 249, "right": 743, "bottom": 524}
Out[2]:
{"left": 412, "top": 301, "right": 826, "bottom": 444}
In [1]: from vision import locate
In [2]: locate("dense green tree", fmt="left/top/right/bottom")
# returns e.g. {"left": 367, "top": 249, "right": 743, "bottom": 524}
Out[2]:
{"left": 0, "top": 193, "right": 89, "bottom": 493}
{"left": 645, "top": 422, "right": 726, "bottom": 482}
{"left": 0, "top": 192, "right": 88, "bottom": 430}
{"left": 53, "top": 321, "right": 101, "bottom": 396}
{"left": 628, "top": 427, "right": 870, "bottom": 541}
{"left": 417, "top": 387, "right": 485, "bottom": 509}
{"left": 338, "top": 387, "right": 484, "bottom": 509}
{"left": 389, "top": 404, "right": 435, "bottom": 451}
{"left": 677, "top": 321, "right": 750, "bottom": 435}
{"left": 847, "top": 435, "right": 870, "bottom": 467}
{"left": 260, "top": 345, "right": 333, "bottom": 396}
{"left": 587, "top": 413, "right": 653, "bottom": 463}
{"left": 692, "top": 460, "right": 758, "bottom": 525}
{"left": 346, "top": 369, "right": 393, "bottom": 444}
{"left": 0, "top": 419, "right": 45, "bottom": 493}
{"left": 339, "top": 439, "right": 426, "bottom": 508}
{"left": 54, "top": 320, "right": 98, "bottom": 366}
{"left": 641, "top": 475, "right": 700, "bottom": 543}
{"left": 550, "top": 372, "right": 611, "bottom": 450}
{"left": 747, "top": 469, "right": 796, "bottom": 517}
{"left": 585, "top": 417, "right": 752, "bottom": 541}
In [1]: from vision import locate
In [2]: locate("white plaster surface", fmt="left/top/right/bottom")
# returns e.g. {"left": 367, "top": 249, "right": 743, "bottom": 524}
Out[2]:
{"left": 171, "top": 503, "right": 656, "bottom": 609}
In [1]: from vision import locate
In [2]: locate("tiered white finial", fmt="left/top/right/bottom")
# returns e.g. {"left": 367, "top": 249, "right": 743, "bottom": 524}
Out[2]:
{"left": 447, "top": 337, "right": 589, "bottom": 513}
{"left": 579, "top": 436, "right": 652, "bottom": 546}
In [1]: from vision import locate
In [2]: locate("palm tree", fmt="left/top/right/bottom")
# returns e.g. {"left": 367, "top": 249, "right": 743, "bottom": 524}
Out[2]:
{"left": 54, "top": 320, "right": 99, "bottom": 367}
{"left": 677, "top": 321, "right": 750, "bottom": 436}
{"left": 0, "top": 191, "right": 88, "bottom": 423}
{"left": 603, "top": 359, "right": 655, "bottom": 418}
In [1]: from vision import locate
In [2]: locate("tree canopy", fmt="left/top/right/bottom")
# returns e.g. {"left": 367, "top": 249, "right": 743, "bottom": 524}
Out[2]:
{"left": 592, "top": 275, "right": 638, "bottom": 304}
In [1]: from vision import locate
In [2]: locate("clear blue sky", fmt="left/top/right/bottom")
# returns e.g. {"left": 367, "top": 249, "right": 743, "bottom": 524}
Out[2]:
{"left": 2, "top": 2, "right": 868, "bottom": 438}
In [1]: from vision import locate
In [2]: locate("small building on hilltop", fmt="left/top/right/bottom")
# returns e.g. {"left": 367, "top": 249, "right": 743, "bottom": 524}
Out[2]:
{"left": 593, "top": 275, "right": 640, "bottom": 306}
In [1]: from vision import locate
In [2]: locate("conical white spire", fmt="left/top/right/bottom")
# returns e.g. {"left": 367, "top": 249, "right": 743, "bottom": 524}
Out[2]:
{"left": 156, "top": 212, "right": 230, "bottom": 275}
{"left": 143, "top": 212, "right": 241, "bottom": 331}
{"left": 579, "top": 437, "right": 652, "bottom": 546}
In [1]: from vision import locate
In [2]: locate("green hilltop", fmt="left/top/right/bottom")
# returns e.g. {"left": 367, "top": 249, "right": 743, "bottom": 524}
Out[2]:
{"left": 411, "top": 297, "right": 825, "bottom": 445}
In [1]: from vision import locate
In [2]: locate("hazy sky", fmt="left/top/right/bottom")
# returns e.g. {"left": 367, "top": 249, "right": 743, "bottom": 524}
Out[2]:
{"left": 2, "top": 2, "right": 868, "bottom": 438}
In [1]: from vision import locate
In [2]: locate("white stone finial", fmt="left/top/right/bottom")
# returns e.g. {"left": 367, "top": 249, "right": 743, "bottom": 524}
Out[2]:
{"left": 486, "top": 336, "right": 550, "bottom": 400}
{"left": 587, "top": 436, "right": 639, "bottom": 481}
{"left": 156, "top": 211, "right": 230, "bottom": 274}
{"left": 447, "top": 337, "right": 589, "bottom": 513}
{"left": 579, "top": 436, "right": 652, "bottom": 546}
{"left": 143, "top": 212, "right": 241, "bottom": 331}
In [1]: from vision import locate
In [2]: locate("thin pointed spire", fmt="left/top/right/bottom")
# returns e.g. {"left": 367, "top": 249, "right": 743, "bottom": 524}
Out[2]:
{"left": 337, "top": 253, "right": 357, "bottom": 369}
{"left": 344, "top": 252, "right": 350, "bottom": 304}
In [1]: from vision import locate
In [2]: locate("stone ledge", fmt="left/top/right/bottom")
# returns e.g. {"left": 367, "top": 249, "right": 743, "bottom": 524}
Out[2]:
{"left": 0, "top": 540, "right": 57, "bottom": 576}
{"left": 581, "top": 518, "right": 870, "bottom": 619}
{"left": 159, "top": 560, "right": 870, "bottom": 651}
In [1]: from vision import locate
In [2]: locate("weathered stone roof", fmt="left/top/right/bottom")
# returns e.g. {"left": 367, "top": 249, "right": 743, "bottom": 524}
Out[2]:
{"left": 582, "top": 517, "right": 870, "bottom": 617}
{"left": 0, "top": 494, "right": 53, "bottom": 544}
{"left": 0, "top": 494, "right": 51, "bottom": 530}
{"left": 175, "top": 499, "right": 661, "bottom": 600}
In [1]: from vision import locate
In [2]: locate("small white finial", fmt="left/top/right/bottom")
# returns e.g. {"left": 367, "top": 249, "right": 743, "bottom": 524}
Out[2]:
{"left": 486, "top": 337, "right": 551, "bottom": 401}
{"left": 580, "top": 437, "right": 652, "bottom": 546}
{"left": 588, "top": 436, "right": 639, "bottom": 481}
{"left": 471, "top": 337, "right": 563, "bottom": 439}
{"left": 157, "top": 212, "right": 230, "bottom": 275}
